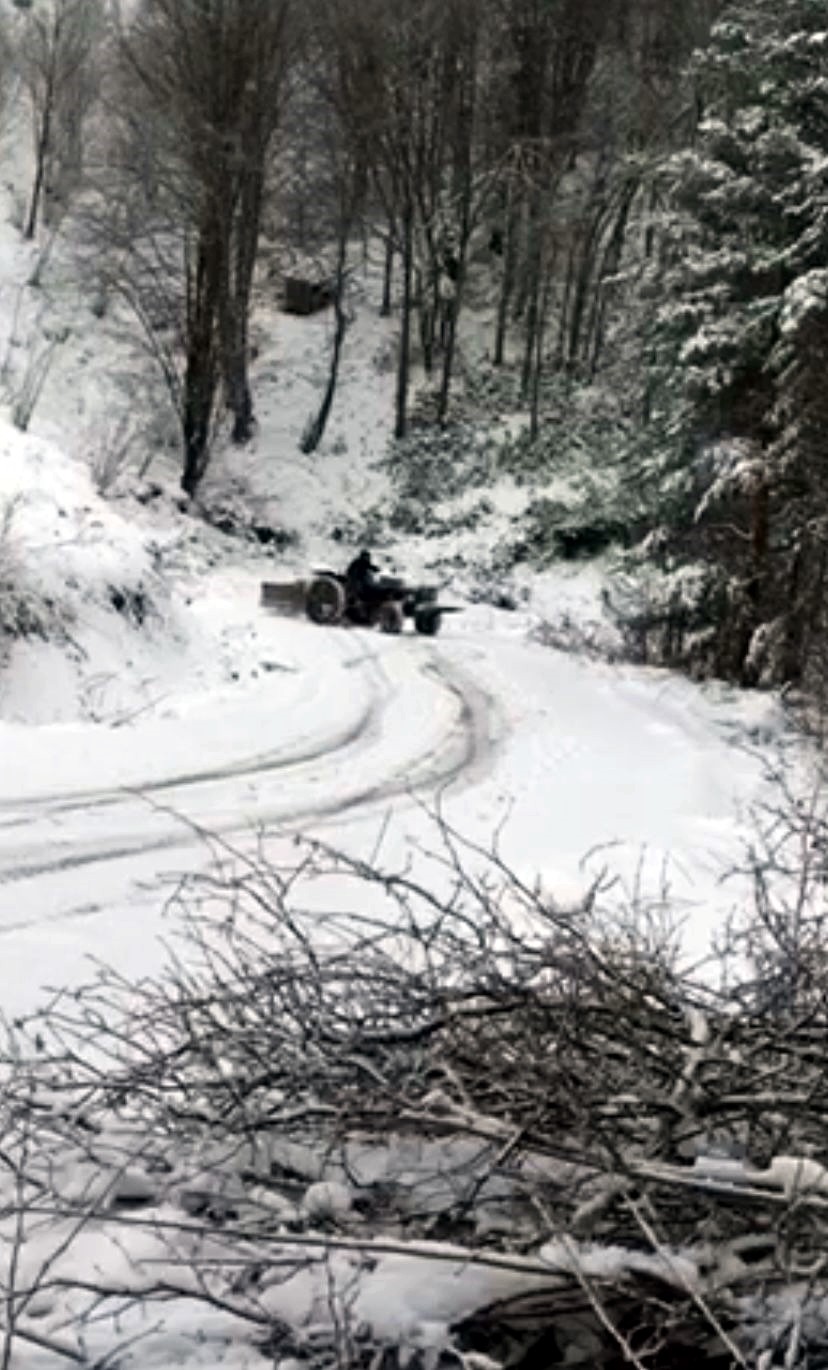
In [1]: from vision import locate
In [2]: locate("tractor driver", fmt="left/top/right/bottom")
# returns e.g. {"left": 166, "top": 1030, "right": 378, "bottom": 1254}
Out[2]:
{"left": 345, "top": 549, "right": 380, "bottom": 617}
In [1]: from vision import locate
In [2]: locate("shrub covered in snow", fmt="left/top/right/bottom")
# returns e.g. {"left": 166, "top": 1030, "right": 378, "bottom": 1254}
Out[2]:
{"left": 385, "top": 421, "right": 498, "bottom": 511}
{"left": 0, "top": 421, "right": 164, "bottom": 671}
{"left": 604, "top": 560, "right": 727, "bottom": 674}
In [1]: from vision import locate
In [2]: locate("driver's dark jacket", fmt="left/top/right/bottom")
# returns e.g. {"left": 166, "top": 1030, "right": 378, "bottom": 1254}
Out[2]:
{"left": 345, "top": 557, "right": 375, "bottom": 600}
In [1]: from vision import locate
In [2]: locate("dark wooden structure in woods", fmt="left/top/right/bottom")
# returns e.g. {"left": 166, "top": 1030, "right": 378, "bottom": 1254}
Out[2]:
{"left": 282, "top": 276, "right": 335, "bottom": 315}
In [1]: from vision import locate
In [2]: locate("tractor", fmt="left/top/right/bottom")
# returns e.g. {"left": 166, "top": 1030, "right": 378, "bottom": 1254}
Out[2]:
{"left": 261, "top": 570, "right": 458, "bottom": 635}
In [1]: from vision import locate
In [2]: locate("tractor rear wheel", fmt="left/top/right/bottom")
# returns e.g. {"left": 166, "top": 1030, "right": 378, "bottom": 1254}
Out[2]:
{"left": 378, "top": 601, "right": 404, "bottom": 634}
{"left": 306, "top": 575, "right": 346, "bottom": 625}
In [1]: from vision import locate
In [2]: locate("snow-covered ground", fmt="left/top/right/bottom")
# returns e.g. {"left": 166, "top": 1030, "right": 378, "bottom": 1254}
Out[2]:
{"left": 0, "top": 191, "right": 792, "bottom": 1015}
{"left": 0, "top": 412, "right": 787, "bottom": 1014}
{"left": 0, "top": 550, "right": 784, "bottom": 1013}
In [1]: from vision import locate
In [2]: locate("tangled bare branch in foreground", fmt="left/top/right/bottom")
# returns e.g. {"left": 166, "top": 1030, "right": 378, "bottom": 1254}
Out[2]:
{"left": 4, "top": 797, "right": 828, "bottom": 1365}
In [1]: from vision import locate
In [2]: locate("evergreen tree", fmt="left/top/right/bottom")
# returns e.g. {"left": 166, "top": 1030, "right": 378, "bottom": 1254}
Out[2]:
{"left": 644, "top": 0, "right": 828, "bottom": 686}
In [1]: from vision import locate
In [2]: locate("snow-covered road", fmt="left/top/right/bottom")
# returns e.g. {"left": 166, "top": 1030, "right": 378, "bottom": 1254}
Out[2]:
{"left": 0, "top": 570, "right": 781, "bottom": 1013}
{"left": 0, "top": 623, "right": 490, "bottom": 884}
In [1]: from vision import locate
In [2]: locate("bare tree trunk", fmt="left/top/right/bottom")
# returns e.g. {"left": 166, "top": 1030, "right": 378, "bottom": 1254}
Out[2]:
{"left": 300, "top": 299, "right": 348, "bottom": 456}
{"left": 24, "top": 75, "right": 54, "bottom": 240}
{"left": 395, "top": 205, "right": 414, "bottom": 440}
{"left": 493, "top": 189, "right": 517, "bottom": 366}
{"left": 221, "top": 163, "right": 263, "bottom": 443}
{"left": 586, "top": 182, "right": 636, "bottom": 378}
{"left": 520, "top": 196, "right": 544, "bottom": 401}
{"left": 565, "top": 180, "right": 619, "bottom": 370}
{"left": 416, "top": 264, "right": 437, "bottom": 377}
{"left": 437, "top": 295, "right": 458, "bottom": 425}
{"left": 381, "top": 232, "right": 394, "bottom": 317}
{"left": 529, "top": 263, "right": 553, "bottom": 441}
{"left": 557, "top": 233, "right": 578, "bottom": 369}
{"left": 222, "top": 304, "right": 254, "bottom": 443}
{"left": 521, "top": 286, "right": 538, "bottom": 400}
{"left": 181, "top": 339, "right": 217, "bottom": 498}
{"left": 300, "top": 232, "right": 350, "bottom": 454}
{"left": 181, "top": 227, "right": 222, "bottom": 497}
{"left": 437, "top": 214, "right": 471, "bottom": 422}
{"left": 565, "top": 221, "right": 602, "bottom": 369}
{"left": 437, "top": 47, "right": 476, "bottom": 423}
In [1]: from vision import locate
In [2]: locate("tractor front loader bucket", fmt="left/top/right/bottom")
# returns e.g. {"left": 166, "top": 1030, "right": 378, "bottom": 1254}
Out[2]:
{"left": 260, "top": 580, "right": 308, "bottom": 614}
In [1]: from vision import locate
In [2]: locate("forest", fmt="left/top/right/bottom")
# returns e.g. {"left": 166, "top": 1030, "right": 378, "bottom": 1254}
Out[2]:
{"left": 3, "top": 0, "right": 826, "bottom": 693}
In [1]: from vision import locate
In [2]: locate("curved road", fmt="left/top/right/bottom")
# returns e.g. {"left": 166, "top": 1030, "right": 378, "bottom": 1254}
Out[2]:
{"left": 0, "top": 622, "right": 500, "bottom": 999}
{"left": 0, "top": 638, "right": 494, "bottom": 886}
{"left": 0, "top": 598, "right": 776, "bottom": 1012}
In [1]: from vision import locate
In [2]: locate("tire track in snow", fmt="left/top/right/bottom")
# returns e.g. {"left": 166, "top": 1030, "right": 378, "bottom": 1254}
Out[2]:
{"left": 0, "top": 630, "right": 378, "bottom": 816}
{"left": 0, "top": 697, "right": 378, "bottom": 820}
{"left": 0, "top": 638, "right": 499, "bottom": 901}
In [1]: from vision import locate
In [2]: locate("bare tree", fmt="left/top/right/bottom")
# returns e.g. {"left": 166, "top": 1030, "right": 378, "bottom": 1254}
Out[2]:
{"left": 0, "top": 13, "right": 13, "bottom": 124}
{"left": 316, "top": 0, "right": 494, "bottom": 437}
{"left": 298, "top": 149, "right": 359, "bottom": 455}
{"left": 18, "top": 0, "right": 103, "bottom": 240}
{"left": 481, "top": 0, "right": 721, "bottom": 416}
{"left": 95, "top": 0, "right": 294, "bottom": 496}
